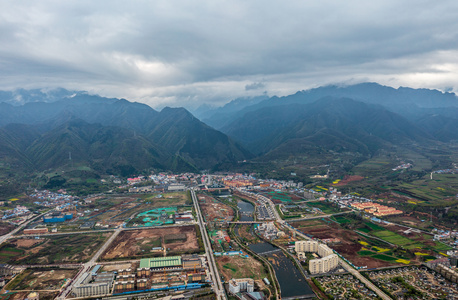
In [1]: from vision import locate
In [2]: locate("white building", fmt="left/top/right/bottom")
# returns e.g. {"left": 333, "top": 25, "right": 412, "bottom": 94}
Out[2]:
{"left": 72, "top": 272, "right": 114, "bottom": 298}
{"left": 228, "top": 278, "right": 255, "bottom": 294}
{"left": 168, "top": 184, "right": 186, "bottom": 191}
{"left": 295, "top": 240, "right": 318, "bottom": 253}
{"left": 309, "top": 254, "right": 339, "bottom": 274}
{"left": 295, "top": 241, "right": 339, "bottom": 274}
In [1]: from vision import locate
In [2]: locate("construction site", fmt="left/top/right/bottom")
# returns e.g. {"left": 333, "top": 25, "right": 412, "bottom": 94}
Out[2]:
{"left": 72, "top": 255, "right": 209, "bottom": 298}
{"left": 198, "top": 194, "right": 234, "bottom": 224}
{"left": 101, "top": 226, "right": 202, "bottom": 260}
{"left": 208, "top": 229, "right": 241, "bottom": 253}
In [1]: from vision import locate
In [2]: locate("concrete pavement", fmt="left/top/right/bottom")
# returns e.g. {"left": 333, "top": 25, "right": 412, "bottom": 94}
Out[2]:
{"left": 191, "top": 190, "right": 227, "bottom": 300}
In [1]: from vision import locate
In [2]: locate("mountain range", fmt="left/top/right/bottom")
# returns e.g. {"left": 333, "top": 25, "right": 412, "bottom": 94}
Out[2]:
{"left": 0, "top": 94, "right": 250, "bottom": 176}
{"left": 0, "top": 83, "right": 457, "bottom": 180}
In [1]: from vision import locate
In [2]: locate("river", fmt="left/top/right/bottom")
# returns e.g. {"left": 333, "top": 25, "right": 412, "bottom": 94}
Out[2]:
{"left": 237, "top": 200, "right": 255, "bottom": 221}
{"left": 236, "top": 199, "right": 315, "bottom": 299}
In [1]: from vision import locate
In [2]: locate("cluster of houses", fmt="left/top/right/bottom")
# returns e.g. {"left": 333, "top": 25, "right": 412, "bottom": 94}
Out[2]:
{"left": 1, "top": 205, "right": 30, "bottom": 220}
{"left": 29, "top": 189, "right": 78, "bottom": 207}
{"left": 350, "top": 202, "right": 403, "bottom": 217}
{"left": 256, "top": 222, "right": 286, "bottom": 240}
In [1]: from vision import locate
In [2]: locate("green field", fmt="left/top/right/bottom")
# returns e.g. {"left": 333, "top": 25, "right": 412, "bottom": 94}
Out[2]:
{"left": 433, "top": 242, "right": 453, "bottom": 252}
{"left": 306, "top": 201, "right": 341, "bottom": 214}
{"left": 332, "top": 216, "right": 352, "bottom": 224}
{"left": 394, "top": 174, "right": 458, "bottom": 203}
{"left": 371, "top": 230, "right": 422, "bottom": 248}
{"left": 364, "top": 222, "right": 385, "bottom": 231}
{"left": 357, "top": 250, "right": 374, "bottom": 256}
{"left": 268, "top": 191, "right": 293, "bottom": 203}
{"left": 371, "top": 254, "right": 399, "bottom": 262}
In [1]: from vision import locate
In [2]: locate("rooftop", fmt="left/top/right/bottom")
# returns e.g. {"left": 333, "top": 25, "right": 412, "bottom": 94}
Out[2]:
{"left": 139, "top": 256, "right": 182, "bottom": 268}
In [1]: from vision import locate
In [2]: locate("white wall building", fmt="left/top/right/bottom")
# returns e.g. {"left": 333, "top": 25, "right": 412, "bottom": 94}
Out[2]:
{"left": 295, "top": 241, "right": 339, "bottom": 274}
{"left": 228, "top": 278, "right": 255, "bottom": 294}
{"left": 72, "top": 272, "right": 114, "bottom": 298}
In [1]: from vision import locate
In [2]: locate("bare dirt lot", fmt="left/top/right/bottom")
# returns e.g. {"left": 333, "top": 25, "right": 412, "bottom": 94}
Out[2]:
{"left": 0, "top": 233, "right": 112, "bottom": 265}
{"left": 0, "top": 222, "right": 15, "bottom": 236}
{"left": 199, "top": 195, "right": 234, "bottom": 222}
{"left": 0, "top": 291, "right": 58, "bottom": 300}
{"left": 217, "top": 255, "right": 266, "bottom": 280}
{"left": 7, "top": 268, "right": 78, "bottom": 291}
{"left": 216, "top": 255, "right": 268, "bottom": 293}
{"left": 101, "top": 262, "right": 138, "bottom": 272}
{"left": 102, "top": 225, "right": 201, "bottom": 260}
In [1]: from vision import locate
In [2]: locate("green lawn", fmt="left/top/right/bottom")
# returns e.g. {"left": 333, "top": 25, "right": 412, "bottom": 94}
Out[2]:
{"left": 306, "top": 201, "right": 341, "bottom": 214}
{"left": 364, "top": 222, "right": 385, "bottom": 231}
{"left": 357, "top": 250, "right": 374, "bottom": 256}
{"left": 372, "top": 230, "right": 415, "bottom": 246}
{"left": 433, "top": 242, "right": 453, "bottom": 251}
{"left": 332, "top": 216, "right": 352, "bottom": 224}
{"left": 371, "top": 254, "right": 398, "bottom": 262}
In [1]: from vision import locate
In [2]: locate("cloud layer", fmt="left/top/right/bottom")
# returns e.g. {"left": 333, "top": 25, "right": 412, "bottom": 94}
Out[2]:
{"left": 1, "top": 1, "right": 458, "bottom": 108}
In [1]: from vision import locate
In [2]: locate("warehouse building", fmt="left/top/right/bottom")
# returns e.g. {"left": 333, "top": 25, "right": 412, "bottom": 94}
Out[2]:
{"left": 182, "top": 255, "right": 202, "bottom": 269}
{"left": 139, "top": 256, "right": 182, "bottom": 270}
{"left": 43, "top": 212, "right": 73, "bottom": 223}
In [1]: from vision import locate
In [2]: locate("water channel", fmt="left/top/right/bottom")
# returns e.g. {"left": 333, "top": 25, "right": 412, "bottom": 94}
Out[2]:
{"left": 236, "top": 200, "right": 315, "bottom": 299}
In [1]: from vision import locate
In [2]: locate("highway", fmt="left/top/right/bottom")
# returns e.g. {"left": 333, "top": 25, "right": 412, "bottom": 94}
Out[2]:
{"left": 191, "top": 189, "right": 227, "bottom": 300}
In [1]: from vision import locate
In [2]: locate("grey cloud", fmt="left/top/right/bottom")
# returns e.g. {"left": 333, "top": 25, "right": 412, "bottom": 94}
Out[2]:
{"left": 0, "top": 1, "right": 458, "bottom": 108}
{"left": 245, "top": 82, "right": 265, "bottom": 91}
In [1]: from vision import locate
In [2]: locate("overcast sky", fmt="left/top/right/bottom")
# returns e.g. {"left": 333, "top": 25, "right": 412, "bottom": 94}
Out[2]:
{"left": 1, "top": 1, "right": 458, "bottom": 109}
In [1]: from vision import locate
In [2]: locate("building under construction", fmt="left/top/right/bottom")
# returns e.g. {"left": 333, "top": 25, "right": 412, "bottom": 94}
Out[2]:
{"left": 112, "top": 255, "right": 208, "bottom": 295}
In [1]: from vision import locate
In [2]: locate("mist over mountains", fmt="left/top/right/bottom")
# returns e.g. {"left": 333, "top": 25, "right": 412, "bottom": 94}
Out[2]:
{"left": 0, "top": 83, "right": 457, "bottom": 178}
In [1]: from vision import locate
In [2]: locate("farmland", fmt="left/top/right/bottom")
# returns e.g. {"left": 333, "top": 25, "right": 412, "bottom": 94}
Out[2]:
{"left": 292, "top": 218, "right": 426, "bottom": 268}
{"left": 292, "top": 219, "right": 400, "bottom": 268}
{"left": 306, "top": 201, "right": 343, "bottom": 214}
{"left": 267, "top": 191, "right": 303, "bottom": 204}
{"left": 356, "top": 222, "right": 452, "bottom": 254}
{"left": 393, "top": 174, "right": 458, "bottom": 203}
{"left": 0, "top": 233, "right": 112, "bottom": 264}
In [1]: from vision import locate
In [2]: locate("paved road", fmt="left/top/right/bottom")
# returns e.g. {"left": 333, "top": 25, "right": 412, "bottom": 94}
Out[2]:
{"left": 13, "top": 221, "right": 197, "bottom": 239}
{"left": 286, "top": 211, "right": 353, "bottom": 222}
{"left": 191, "top": 189, "right": 227, "bottom": 300}
{"left": 56, "top": 226, "right": 124, "bottom": 300}
{"left": 0, "top": 212, "right": 47, "bottom": 245}
{"left": 339, "top": 260, "right": 392, "bottom": 300}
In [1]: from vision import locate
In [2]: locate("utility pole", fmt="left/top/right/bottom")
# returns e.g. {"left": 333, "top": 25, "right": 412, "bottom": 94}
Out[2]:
{"left": 69, "top": 151, "right": 73, "bottom": 169}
